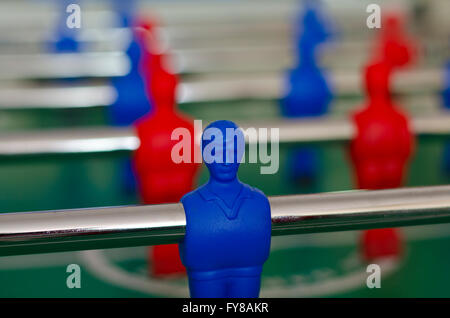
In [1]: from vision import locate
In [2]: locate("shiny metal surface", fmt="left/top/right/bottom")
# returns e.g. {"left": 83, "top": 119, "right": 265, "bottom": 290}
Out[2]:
{"left": 270, "top": 185, "right": 450, "bottom": 235}
{"left": 238, "top": 117, "right": 354, "bottom": 143}
{"left": 179, "top": 68, "right": 443, "bottom": 103}
{"left": 0, "top": 203, "right": 187, "bottom": 256}
{"left": 0, "top": 0, "right": 411, "bottom": 32}
{"left": 0, "top": 0, "right": 446, "bottom": 52}
{"left": 0, "top": 127, "right": 139, "bottom": 155}
{"left": 0, "top": 67, "right": 442, "bottom": 108}
{"left": 0, "top": 112, "right": 449, "bottom": 156}
{"left": 0, "top": 52, "right": 129, "bottom": 80}
{"left": 0, "top": 185, "right": 449, "bottom": 256}
{"left": 239, "top": 112, "right": 450, "bottom": 143}
{"left": 0, "top": 85, "right": 116, "bottom": 109}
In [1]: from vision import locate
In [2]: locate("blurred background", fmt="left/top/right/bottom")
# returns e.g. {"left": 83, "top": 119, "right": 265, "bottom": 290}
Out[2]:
{"left": 0, "top": 0, "right": 449, "bottom": 297}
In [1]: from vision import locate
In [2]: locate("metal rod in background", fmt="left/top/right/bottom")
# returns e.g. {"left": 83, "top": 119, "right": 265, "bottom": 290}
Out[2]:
{"left": 177, "top": 68, "right": 443, "bottom": 103}
{"left": 0, "top": 53, "right": 130, "bottom": 80}
{"left": 0, "top": 67, "right": 441, "bottom": 108}
{"left": 0, "top": 185, "right": 449, "bottom": 257}
{"left": 0, "top": 42, "right": 443, "bottom": 83}
{"left": 0, "top": 127, "right": 139, "bottom": 156}
{"left": 0, "top": 112, "right": 449, "bottom": 156}
{"left": 0, "top": 0, "right": 413, "bottom": 32}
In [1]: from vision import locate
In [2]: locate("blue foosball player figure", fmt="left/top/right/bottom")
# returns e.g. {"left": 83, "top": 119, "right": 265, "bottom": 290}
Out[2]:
{"left": 280, "top": 1, "right": 334, "bottom": 117}
{"left": 280, "top": 1, "right": 334, "bottom": 188}
{"left": 179, "top": 120, "right": 272, "bottom": 298}
{"left": 287, "top": 147, "right": 320, "bottom": 190}
{"left": 108, "top": 24, "right": 152, "bottom": 194}
{"left": 444, "top": 61, "right": 450, "bottom": 108}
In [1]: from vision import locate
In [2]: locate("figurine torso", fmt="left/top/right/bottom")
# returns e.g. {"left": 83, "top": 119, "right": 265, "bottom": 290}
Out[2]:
{"left": 351, "top": 103, "right": 413, "bottom": 159}
{"left": 350, "top": 103, "right": 414, "bottom": 189}
{"left": 179, "top": 182, "right": 271, "bottom": 278}
{"left": 134, "top": 112, "right": 199, "bottom": 203}
{"left": 281, "top": 65, "right": 333, "bottom": 117}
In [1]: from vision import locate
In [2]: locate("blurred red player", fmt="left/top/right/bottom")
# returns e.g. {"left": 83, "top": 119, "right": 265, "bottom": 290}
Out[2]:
{"left": 350, "top": 61, "right": 415, "bottom": 262}
{"left": 133, "top": 31, "right": 200, "bottom": 277}
{"left": 373, "top": 13, "right": 417, "bottom": 69}
{"left": 350, "top": 12, "right": 417, "bottom": 262}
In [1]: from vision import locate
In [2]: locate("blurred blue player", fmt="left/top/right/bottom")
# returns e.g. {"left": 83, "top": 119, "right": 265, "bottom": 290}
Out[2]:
{"left": 444, "top": 62, "right": 450, "bottom": 107}
{"left": 442, "top": 61, "right": 450, "bottom": 175}
{"left": 108, "top": 22, "right": 153, "bottom": 193}
{"left": 281, "top": 0, "right": 334, "bottom": 117}
{"left": 108, "top": 32, "right": 151, "bottom": 127}
{"left": 109, "top": 0, "right": 150, "bottom": 126}
{"left": 280, "top": 1, "right": 334, "bottom": 187}
{"left": 110, "top": 0, "right": 136, "bottom": 28}
{"left": 179, "top": 120, "right": 271, "bottom": 298}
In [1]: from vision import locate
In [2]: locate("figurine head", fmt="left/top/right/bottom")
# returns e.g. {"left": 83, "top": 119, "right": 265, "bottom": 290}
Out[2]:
{"left": 295, "top": 1, "right": 333, "bottom": 67}
{"left": 202, "top": 120, "right": 245, "bottom": 182}
{"left": 379, "top": 13, "right": 416, "bottom": 68}
{"left": 300, "top": 2, "right": 331, "bottom": 44}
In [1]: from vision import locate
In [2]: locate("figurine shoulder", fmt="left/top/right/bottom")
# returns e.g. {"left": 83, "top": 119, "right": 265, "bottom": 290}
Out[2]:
{"left": 244, "top": 184, "right": 270, "bottom": 209}
{"left": 180, "top": 185, "right": 205, "bottom": 206}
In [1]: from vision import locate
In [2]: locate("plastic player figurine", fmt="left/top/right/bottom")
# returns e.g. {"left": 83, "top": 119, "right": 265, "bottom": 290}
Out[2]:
{"left": 134, "top": 53, "right": 200, "bottom": 277}
{"left": 350, "top": 61, "right": 414, "bottom": 261}
{"left": 350, "top": 13, "right": 417, "bottom": 261}
{"left": 280, "top": 1, "right": 333, "bottom": 117}
{"left": 444, "top": 61, "right": 450, "bottom": 108}
{"left": 280, "top": 1, "right": 334, "bottom": 186}
{"left": 109, "top": 26, "right": 152, "bottom": 127}
{"left": 179, "top": 120, "right": 272, "bottom": 298}
{"left": 108, "top": 23, "right": 153, "bottom": 193}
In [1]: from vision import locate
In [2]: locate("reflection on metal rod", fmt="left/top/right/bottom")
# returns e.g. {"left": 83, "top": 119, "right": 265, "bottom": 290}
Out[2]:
{"left": 0, "top": 53, "right": 130, "bottom": 80}
{"left": 0, "top": 127, "right": 139, "bottom": 156}
{"left": 0, "top": 112, "right": 449, "bottom": 156}
{"left": 0, "top": 185, "right": 449, "bottom": 256}
{"left": 0, "top": 68, "right": 441, "bottom": 108}
{"left": 0, "top": 85, "right": 117, "bottom": 109}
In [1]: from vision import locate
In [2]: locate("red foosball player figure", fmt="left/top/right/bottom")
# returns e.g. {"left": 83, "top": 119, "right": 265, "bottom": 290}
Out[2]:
{"left": 350, "top": 61, "right": 415, "bottom": 261}
{"left": 133, "top": 52, "right": 200, "bottom": 277}
{"left": 350, "top": 12, "right": 417, "bottom": 262}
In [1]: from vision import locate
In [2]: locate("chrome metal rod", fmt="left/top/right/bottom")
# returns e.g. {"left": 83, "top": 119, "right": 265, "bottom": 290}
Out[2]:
{"left": 0, "top": 112, "right": 449, "bottom": 156}
{"left": 0, "top": 185, "right": 449, "bottom": 256}
{"left": 0, "top": 68, "right": 442, "bottom": 108}
{"left": 0, "top": 26, "right": 445, "bottom": 73}
{"left": 0, "top": 52, "right": 130, "bottom": 80}
{"left": 0, "top": 85, "right": 117, "bottom": 109}
{"left": 0, "top": 0, "right": 411, "bottom": 31}
{"left": 0, "top": 127, "right": 139, "bottom": 156}
{"left": 178, "top": 68, "right": 443, "bottom": 102}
